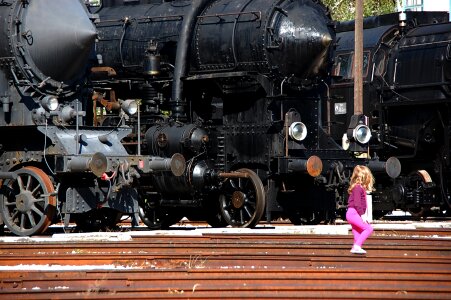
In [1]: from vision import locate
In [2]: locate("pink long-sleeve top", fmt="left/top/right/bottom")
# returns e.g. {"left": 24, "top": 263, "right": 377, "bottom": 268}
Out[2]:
{"left": 347, "top": 184, "right": 367, "bottom": 215}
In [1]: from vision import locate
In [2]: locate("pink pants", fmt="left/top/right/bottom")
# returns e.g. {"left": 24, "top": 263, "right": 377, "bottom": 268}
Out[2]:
{"left": 346, "top": 207, "right": 373, "bottom": 247}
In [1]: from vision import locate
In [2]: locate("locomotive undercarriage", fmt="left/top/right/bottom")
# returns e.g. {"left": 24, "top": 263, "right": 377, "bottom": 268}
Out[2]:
{"left": 0, "top": 124, "right": 185, "bottom": 235}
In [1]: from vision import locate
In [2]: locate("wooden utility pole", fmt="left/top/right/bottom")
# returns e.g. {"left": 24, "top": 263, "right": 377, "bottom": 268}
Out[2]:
{"left": 354, "top": 0, "right": 363, "bottom": 115}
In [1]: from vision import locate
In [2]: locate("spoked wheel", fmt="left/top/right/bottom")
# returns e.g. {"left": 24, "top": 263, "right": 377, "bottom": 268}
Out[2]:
{"left": 219, "top": 168, "right": 265, "bottom": 227}
{"left": 203, "top": 192, "right": 228, "bottom": 228}
{"left": 0, "top": 166, "right": 56, "bottom": 236}
{"left": 138, "top": 196, "right": 182, "bottom": 229}
{"left": 407, "top": 170, "right": 432, "bottom": 218}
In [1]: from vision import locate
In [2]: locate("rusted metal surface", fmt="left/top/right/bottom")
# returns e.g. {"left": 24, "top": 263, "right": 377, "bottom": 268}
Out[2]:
{"left": 2, "top": 269, "right": 450, "bottom": 299}
{"left": 217, "top": 171, "right": 250, "bottom": 178}
{"left": 306, "top": 155, "right": 323, "bottom": 177}
{"left": 0, "top": 227, "right": 450, "bottom": 299}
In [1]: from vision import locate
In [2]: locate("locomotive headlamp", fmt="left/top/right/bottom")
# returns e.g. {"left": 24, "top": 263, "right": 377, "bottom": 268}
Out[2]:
{"left": 346, "top": 114, "right": 372, "bottom": 153}
{"left": 41, "top": 96, "right": 59, "bottom": 112}
{"left": 353, "top": 124, "right": 372, "bottom": 144}
{"left": 289, "top": 122, "right": 307, "bottom": 141}
{"left": 120, "top": 99, "right": 138, "bottom": 115}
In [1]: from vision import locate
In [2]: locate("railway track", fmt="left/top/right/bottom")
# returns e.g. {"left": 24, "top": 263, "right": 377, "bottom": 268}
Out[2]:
{"left": 0, "top": 224, "right": 450, "bottom": 299}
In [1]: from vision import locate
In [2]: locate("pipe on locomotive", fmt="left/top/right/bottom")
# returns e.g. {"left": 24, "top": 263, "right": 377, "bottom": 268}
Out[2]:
{"left": 148, "top": 153, "right": 186, "bottom": 177}
{"left": 288, "top": 156, "right": 323, "bottom": 177}
{"left": 210, "top": 155, "right": 323, "bottom": 183}
{"left": 67, "top": 152, "right": 108, "bottom": 177}
{"left": 367, "top": 157, "right": 401, "bottom": 179}
{"left": 171, "top": 0, "right": 210, "bottom": 121}
{"left": 66, "top": 152, "right": 186, "bottom": 178}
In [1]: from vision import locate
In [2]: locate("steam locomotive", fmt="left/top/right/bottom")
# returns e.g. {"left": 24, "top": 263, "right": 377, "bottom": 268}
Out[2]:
{"left": 0, "top": 0, "right": 186, "bottom": 236}
{"left": 0, "top": 0, "right": 449, "bottom": 236}
{"left": 330, "top": 12, "right": 451, "bottom": 218}
{"left": 89, "top": 0, "right": 335, "bottom": 228}
{"left": 89, "top": 0, "right": 401, "bottom": 229}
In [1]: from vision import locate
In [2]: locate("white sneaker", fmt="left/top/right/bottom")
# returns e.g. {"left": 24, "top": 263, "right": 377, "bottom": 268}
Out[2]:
{"left": 350, "top": 245, "right": 367, "bottom": 254}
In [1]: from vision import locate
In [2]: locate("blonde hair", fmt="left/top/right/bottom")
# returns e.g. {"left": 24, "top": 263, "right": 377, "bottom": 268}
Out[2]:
{"left": 347, "top": 165, "right": 375, "bottom": 194}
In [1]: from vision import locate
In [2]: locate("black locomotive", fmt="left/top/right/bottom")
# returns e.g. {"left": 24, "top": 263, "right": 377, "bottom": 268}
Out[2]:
{"left": 90, "top": 0, "right": 400, "bottom": 229}
{"left": 330, "top": 12, "right": 451, "bottom": 218}
{"left": 0, "top": 0, "right": 185, "bottom": 236}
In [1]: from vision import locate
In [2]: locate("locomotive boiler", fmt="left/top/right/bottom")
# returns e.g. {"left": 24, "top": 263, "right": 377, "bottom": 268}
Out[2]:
{"left": 0, "top": 0, "right": 185, "bottom": 236}
{"left": 329, "top": 12, "right": 451, "bottom": 217}
{"left": 92, "top": 0, "right": 399, "bottom": 228}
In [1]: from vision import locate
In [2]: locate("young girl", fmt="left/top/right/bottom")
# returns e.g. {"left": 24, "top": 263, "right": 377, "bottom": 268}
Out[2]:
{"left": 346, "top": 165, "right": 375, "bottom": 254}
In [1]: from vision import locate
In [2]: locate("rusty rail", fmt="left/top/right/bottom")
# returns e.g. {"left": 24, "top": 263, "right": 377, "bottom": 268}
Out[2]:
{"left": 0, "top": 228, "right": 450, "bottom": 299}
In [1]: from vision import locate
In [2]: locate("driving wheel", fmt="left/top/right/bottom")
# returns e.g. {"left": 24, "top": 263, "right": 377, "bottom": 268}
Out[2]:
{"left": 219, "top": 168, "right": 265, "bottom": 227}
{"left": 407, "top": 170, "right": 432, "bottom": 218}
{"left": 138, "top": 195, "right": 182, "bottom": 229}
{"left": 0, "top": 166, "right": 56, "bottom": 236}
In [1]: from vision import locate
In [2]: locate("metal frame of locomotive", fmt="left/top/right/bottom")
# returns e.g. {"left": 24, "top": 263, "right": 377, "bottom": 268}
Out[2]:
{"left": 0, "top": 0, "right": 185, "bottom": 236}
{"left": 92, "top": 0, "right": 400, "bottom": 229}
{"left": 329, "top": 12, "right": 451, "bottom": 218}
